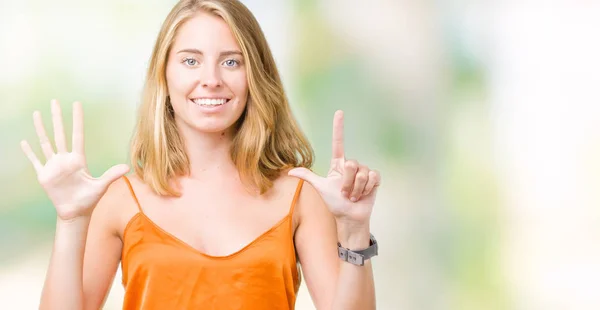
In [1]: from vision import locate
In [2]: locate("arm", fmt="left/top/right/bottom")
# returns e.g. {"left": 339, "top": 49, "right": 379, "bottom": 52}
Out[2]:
{"left": 334, "top": 223, "right": 375, "bottom": 310}
{"left": 294, "top": 182, "right": 375, "bottom": 310}
{"left": 40, "top": 180, "right": 126, "bottom": 310}
{"left": 40, "top": 216, "right": 90, "bottom": 309}
{"left": 290, "top": 110, "right": 380, "bottom": 310}
{"left": 81, "top": 179, "right": 128, "bottom": 309}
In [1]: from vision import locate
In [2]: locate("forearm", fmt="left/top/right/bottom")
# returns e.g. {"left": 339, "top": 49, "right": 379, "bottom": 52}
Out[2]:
{"left": 331, "top": 224, "right": 376, "bottom": 310}
{"left": 40, "top": 216, "right": 91, "bottom": 310}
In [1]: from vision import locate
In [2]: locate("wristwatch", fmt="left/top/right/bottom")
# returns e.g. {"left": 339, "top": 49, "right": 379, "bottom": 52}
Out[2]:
{"left": 337, "top": 234, "right": 378, "bottom": 266}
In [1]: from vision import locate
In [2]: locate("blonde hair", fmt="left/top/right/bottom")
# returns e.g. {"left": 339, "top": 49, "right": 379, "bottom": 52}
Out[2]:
{"left": 130, "top": 0, "right": 313, "bottom": 196}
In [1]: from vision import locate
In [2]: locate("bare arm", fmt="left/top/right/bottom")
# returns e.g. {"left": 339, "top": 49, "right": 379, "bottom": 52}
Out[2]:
{"left": 81, "top": 180, "right": 128, "bottom": 309}
{"left": 40, "top": 216, "right": 91, "bottom": 310}
{"left": 333, "top": 223, "right": 375, "bottom": 309}
{"left": 39, "top": 181, "right": 127, "bottom": 310}
{"left": 294, "top": 182, "right": 376, "bottom": 310}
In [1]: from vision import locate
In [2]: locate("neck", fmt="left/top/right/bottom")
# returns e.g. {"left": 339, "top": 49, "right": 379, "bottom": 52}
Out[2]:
{"left": 177, "top": 123, "right": 238, "bottom": 181}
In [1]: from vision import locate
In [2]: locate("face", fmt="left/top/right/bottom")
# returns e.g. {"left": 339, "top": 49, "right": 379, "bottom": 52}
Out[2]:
{"left": 165, "top": 11, "right": 248, "bottom": 134}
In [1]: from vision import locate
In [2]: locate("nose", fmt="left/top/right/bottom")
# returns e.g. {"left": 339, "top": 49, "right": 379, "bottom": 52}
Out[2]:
{"left": 199, "top": 63, "right": 222, "bottom": 88}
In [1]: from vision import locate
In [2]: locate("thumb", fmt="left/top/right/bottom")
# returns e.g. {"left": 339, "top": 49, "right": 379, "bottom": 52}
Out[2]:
{"left": 99, "top": 164, "right": 130, "bottom": 186}
{"left": 288, "top": 167, "right": 322, "bottom": 187}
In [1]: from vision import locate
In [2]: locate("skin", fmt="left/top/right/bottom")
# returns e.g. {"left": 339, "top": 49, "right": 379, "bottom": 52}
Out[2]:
{"left": 23, "top": 11, "right": 380, "bottom": 310}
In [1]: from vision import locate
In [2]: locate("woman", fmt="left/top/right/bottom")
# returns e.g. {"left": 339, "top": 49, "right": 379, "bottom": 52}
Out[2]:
{"left": 21, "top": 0, "right": 381, "bottom": 309}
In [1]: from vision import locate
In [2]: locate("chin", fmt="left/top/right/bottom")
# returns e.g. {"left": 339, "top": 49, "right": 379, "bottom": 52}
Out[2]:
{"left": 190, "top": 121, "right": 236, "bottom": 134}
{"left": 186, "top": 111, "right": 244, "bottom": 134}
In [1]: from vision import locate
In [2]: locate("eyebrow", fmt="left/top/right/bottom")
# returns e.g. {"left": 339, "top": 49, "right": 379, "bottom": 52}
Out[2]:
{"left": 176, "top": 48, "right": 242, "bottom": 56}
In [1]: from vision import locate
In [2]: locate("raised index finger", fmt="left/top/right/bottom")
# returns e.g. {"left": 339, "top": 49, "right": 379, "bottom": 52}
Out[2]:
{"left": 331, "top": 110, "right": 345, "bottom": 160}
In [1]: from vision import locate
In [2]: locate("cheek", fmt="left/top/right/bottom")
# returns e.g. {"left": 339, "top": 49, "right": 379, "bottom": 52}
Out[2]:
{"left": 166, "top": 63, "right": 195, "bottom": 95}
{"left": 224, "top": 72, "right": 248, "bottom": 98}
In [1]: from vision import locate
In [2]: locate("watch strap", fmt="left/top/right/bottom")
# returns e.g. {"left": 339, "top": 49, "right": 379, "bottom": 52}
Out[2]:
{"left": 337, "top": 234, "right": 378, "bottom": 266}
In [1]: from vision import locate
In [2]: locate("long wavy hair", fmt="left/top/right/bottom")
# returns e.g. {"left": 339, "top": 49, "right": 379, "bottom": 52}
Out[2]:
{"left": 130, "top": 0, "right": 313, "bottom": 196}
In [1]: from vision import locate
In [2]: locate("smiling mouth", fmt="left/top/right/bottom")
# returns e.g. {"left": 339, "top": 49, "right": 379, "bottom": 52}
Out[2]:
{"left": 191, "top": 98, "right": 231, "bottom": 107}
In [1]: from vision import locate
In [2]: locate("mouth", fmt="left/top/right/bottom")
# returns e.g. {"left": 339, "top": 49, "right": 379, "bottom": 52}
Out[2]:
{"left": 190, "top": 97, "right": 231, "bottom": 107}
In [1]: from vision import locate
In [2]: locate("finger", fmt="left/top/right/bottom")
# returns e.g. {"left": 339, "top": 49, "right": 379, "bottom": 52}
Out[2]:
{"left": 331, "top": 110, "right": 345, "bottom": 160}
{"left": 51, "top": 99, "right": 67, "bottom": 153}
{"left": 72, "top": 101, "right": 84, "bottom": 154}
{"left": 362, "top": 169, "right": 381, "bottom": 197}
{"left": 20, "top": 140, "right": 43, "bottom": 173}
{"left": 350, "top": 165, "right": 369, "bottom": 201}
{"left": 341, "top": 159, "right": 358, "bottom": 196}
{"left": 288, "top": 167, "right": 323, "bottom": 188}
{"left": 99, "top": 164, "right": 130, "bottom": 187}
{"left": 33, "top": 110, "right": 55, "bottom": 160}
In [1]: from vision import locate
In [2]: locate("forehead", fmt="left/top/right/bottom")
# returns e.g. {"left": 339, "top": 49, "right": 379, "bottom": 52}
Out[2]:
{"left": 172, "top": 11, "right": 241, "bottom": 51}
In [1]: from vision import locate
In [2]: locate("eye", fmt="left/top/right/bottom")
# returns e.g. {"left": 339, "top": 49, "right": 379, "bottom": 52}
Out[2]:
{"left": 183, "top": 57, "right": 198, "bottom": 66}
{"left": 222, "top": 59, "right": 239, "bottom": 67}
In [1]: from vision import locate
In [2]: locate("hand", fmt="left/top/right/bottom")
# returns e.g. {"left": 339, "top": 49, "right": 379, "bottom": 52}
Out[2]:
{"left": 288, "top": 110, "right": 381, "bottom": 226}
{"left": 20, "top": 100, "right": 130, "bottom": 222}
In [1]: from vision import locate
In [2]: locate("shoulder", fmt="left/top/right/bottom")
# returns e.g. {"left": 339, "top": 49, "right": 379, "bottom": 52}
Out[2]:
{"left": 278, "top": 168, "right": 331, "bottom": 228}
{"left": 284, "top": 169, "right": 339, "bottom": 309}
{"left": 97, "top": 176, "right": 135, "bottom": 210}
{"left": 295, "top": 180, "right": 331, "bottom": 226}
{"left": 91, "top": 175, "right": 140, "bottom": 236}
{"left": 121, "top": 173, "right": 150, "bottom": 196}
{"left": 279, "top": 168, "right": 324, "bottom": 209}
{"left": 273, "top": 168, "right": 318, "bottom": 202}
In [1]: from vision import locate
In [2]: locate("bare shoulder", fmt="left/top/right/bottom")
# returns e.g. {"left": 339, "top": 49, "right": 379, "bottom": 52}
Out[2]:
{"left": 122, "top": 173, "right": 164, "bottom": 202}
{"left": 272, "top": 169, "right": 312, "bottom": 202}
{"left": 279, "top": 169, "right": 324, "bottom": 209}
{"left": 92, "top": 176, "right": 139, "bottom": 237}
{"left": 123, "top": 174, "right": 150, "bottom": 193}
{"left": 295, "top": 180, "right": 331, "bottom": 224}
{"left": 277, "top": 168, "right": 331, "bottom": 230}
{"left": 284, "top": 170, "right": 339, "bottom": 309}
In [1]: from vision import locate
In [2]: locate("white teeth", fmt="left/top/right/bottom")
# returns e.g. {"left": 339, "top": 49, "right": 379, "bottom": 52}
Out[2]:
{"left": 192, "top": 98, "right": 228, "bottom": 106}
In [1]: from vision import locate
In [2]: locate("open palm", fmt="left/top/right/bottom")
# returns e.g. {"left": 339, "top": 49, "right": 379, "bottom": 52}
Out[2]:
{"left": 21, "top": 100, "right": 129, "bottom": 221}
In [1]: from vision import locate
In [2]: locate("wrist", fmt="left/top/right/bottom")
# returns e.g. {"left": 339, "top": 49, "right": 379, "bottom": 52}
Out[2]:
{"left": 57, "top": 215, "right": 91, "bottom": 226}
{"left": 55, "top": 216, "right": 92, "bottom": 239}
{"left": 336, "top": 220, "right": 371, "bottom": 249}
{"left": 54, "top": 216, "right": 92, "bottom": 251}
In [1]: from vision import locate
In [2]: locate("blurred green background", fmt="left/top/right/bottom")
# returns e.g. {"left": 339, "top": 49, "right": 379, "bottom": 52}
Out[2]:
{"left": 2, "top": 1, "right": 600, "bottom": 309}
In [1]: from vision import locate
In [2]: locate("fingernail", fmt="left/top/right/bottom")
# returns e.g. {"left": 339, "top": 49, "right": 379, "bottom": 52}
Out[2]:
{"left": 350, "top": 196, "right": 357, "bottom": 202}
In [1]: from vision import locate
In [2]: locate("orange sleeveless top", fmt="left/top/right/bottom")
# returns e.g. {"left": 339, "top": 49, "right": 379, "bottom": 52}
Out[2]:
{"left": 120, "top": 176, "right": 304, "bottom": 310}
